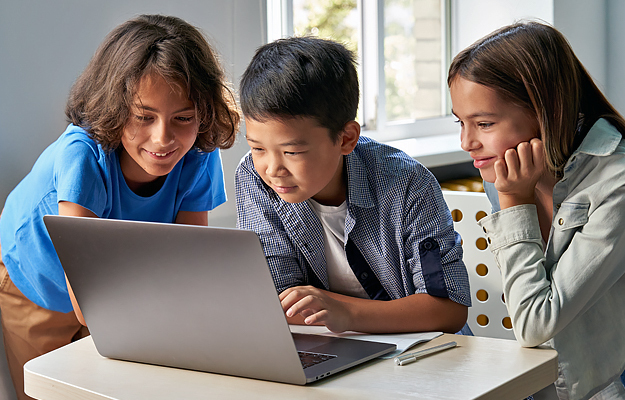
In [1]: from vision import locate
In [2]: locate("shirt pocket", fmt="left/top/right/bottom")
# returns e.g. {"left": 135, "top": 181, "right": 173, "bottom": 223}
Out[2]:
{"left": 550, "top": 202, "right": 590, "bottom": 257}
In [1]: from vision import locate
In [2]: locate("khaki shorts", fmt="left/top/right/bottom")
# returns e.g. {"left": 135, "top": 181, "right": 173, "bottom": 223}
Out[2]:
{"left": 0, "top": 236, "right": 89, "bottom": 400}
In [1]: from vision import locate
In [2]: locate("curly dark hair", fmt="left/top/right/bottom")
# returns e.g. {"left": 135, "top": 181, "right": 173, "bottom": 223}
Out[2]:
{"left": 66, "top": 14, "right": 240, "bottom": 152}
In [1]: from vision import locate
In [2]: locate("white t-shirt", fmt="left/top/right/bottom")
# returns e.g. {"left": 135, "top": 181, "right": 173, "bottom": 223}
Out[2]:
{"left": 307, "top": 199, "right": 368, "bottom": 299}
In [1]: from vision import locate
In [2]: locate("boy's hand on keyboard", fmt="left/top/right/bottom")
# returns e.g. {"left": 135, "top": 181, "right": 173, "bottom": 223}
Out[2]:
{"left": 280, "top": 286, "right": 352, "bottom": 333}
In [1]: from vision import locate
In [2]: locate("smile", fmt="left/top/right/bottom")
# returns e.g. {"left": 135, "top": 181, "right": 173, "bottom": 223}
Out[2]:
{"left": 147, "top": 150, "right": 176, "bottom": 158}
{"left": 272, "top": 185, "right": 297, "bottom": 194}
{"left": 473, "top": 157, "right": 495, "bottom": 169}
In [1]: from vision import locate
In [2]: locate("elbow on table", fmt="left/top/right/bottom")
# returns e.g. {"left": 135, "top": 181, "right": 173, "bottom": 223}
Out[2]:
{"left": 513, "top": 324, "right": 552, "bottom": 348}
{"left": 441, "top": 303, "right": 469, "bottom": 334}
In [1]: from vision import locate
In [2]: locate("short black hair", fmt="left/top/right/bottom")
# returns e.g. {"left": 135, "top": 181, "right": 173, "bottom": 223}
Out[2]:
{"left": 240, "top": 36, "right": 359, "bottom": 142}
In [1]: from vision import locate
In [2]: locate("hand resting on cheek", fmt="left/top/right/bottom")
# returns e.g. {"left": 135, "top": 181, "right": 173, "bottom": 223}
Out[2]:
{"left": 494, "top": 138, "right": 546, "bottom": 209}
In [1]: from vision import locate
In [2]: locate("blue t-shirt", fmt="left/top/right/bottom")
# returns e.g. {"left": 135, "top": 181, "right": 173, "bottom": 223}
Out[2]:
{"left": 0, "top": 124, "right": 226, "bottom": 312}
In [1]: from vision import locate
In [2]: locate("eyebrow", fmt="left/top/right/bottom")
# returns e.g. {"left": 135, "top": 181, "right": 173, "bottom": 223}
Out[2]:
{"left": 451, "top": 109, "right": 499, "bottom": 119}
{"left": 246, "top": 136, "right": 309, "bottom": 146}
{"left": 134, "top": 104, "right": 195, "bottom": 114}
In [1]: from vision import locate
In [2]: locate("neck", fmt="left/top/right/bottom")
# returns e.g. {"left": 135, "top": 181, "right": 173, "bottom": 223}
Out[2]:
{"left": 535, "top": 170, "right": 558, "bottom": 200}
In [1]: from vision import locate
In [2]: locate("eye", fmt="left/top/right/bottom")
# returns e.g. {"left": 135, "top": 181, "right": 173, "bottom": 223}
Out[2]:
{"left": 135, "top": 114, "right": 153, "bottom": 122}
{"left": 176, "top": 116, "right": 195, "bottom": 123}
{"left": 284, "top": 151, "right": 301, "bottom": 156}
{"left": 478, "top": 122, "right": 494, "bottom": 129}
{"left": 454, "top": 119, "right": 464, "bottom": 127}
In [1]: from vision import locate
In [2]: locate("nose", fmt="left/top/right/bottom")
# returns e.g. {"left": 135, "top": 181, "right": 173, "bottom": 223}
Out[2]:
{"left": 460, "top": 125, "right": 480, "bottom": 153}
{"left": 265, "top": 154, "right": 286, "bottom": 177}
{"left": 153, "top": 120, "right": 175, "bottom": 146}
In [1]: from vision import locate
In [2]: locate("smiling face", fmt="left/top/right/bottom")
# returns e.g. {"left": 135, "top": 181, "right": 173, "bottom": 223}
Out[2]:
{"left": 450, "top": 77, "right": 540, "bottom": 183}
{"left": 120, "top": 72, "right": 198, "bottom": 193}
{"left": 245, "top": 117, "right": 357, "bottom": 205}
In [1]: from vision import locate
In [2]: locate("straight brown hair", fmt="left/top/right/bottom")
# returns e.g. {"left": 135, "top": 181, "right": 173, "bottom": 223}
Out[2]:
{"left": 448, "top": 21, "right": 625, "bottom": 176}
{"left": 66, "top": 14, "right": 240, "bottom": 152}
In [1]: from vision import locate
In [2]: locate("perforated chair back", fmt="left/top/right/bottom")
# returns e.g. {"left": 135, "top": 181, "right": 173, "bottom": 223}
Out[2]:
{"left": 442, "top": 190, "right": 515, "bottom": 340}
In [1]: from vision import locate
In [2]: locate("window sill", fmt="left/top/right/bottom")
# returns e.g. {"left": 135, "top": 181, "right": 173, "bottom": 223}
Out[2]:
{"left": 384, "top": 133, "right": 471, "bottom": 168}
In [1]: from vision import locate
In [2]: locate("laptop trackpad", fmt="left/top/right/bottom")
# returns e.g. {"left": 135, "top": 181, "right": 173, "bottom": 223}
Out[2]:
{"left": 292, "top": 333, "right": 341, "bottom": 353}
{"left": 293, "top": 333, "right": 339, "bottom": 352}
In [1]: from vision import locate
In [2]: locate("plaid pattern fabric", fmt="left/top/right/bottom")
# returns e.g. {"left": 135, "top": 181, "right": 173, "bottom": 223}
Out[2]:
{"left": 235, "top": 136, "right": 471, "bottom": 307}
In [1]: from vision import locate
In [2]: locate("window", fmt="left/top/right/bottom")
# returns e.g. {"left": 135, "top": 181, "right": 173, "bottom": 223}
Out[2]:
{"left": 267, "top": 0, "right": 457, "bottom": 142}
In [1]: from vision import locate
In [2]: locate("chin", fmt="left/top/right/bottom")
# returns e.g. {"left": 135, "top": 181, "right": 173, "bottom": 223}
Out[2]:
{"left": 479, "top": 171, "right": 495, "bottom": 184}
{"left": 276, "top": 193, "right": 307, "bottom": 204}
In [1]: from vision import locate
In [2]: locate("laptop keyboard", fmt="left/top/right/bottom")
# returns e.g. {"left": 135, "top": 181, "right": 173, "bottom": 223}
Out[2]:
{"left": 298, "top": 351, "right": 337, "bottom": 369}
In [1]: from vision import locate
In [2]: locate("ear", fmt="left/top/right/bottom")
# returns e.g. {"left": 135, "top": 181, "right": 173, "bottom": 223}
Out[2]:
{"left": 339, "top": 121, "right": 360, "bottom": 155}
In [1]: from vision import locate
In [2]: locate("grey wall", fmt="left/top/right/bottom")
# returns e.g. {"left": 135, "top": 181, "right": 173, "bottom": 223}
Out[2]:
{"left": 554, "top": 0, "right": 625, "bottom": 116}
{"left": 607, "top": 0, "right": 625, "bottom": 114}
{"left": 554, "top": 0, "right": 607, "bottom": 89}
{"left": 0, "top": 0, "right": 264, "bottom": 227}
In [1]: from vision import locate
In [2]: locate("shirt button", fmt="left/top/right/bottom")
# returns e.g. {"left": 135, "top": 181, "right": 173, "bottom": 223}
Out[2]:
{"left": 556, "top": 203, "right": 561, "bottom": 209}
{"left": 483, "top": 226, "right": 487, "bottom": 233}
{"left": 558, "top": 218, "right": 564, "bottom": 225}
{"left": 360, "top": 272, "right": 369, "bottom": 280}
{"left": 423, "top": 241, "right": 433, "bottom": 250}
{"left": 487, "top": 237, "right": 491, "bottom": 244}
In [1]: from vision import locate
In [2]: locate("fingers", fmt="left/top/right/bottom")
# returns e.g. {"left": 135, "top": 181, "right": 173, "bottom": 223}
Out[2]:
{"left": 494, "top": 139, "right": 546, "bottom": 208}
{"left": 504, "top": 148, "right": 520, "bottom": 178}
{"left": 303, "top": 309, "right": 329, "bottom": 326}
{"left": 278, "top": 286, "right": 350, "bottom": 332}
{"left": 530, "top": 138, "right": 545, "bottom": 171}
{"left": 494, "top": 158, "right": 508, "bottom": 182}
{"left": 284, "top": 292, "right": 317, "bottom": 318}
{"left": 496, "top": 140, "right": 544, "bottom": 185}
{"left": 279, "top": 286, "right": 323, "bottom": 318}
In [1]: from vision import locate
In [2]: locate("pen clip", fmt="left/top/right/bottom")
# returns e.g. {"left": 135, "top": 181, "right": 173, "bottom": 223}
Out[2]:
{"left": 394, "top": 341, "right": 457, "bottom": 366}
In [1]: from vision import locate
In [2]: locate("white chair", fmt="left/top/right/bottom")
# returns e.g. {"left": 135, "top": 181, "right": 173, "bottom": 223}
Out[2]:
{"left": 442, "top": 190, "right": 515, "bottom": 340}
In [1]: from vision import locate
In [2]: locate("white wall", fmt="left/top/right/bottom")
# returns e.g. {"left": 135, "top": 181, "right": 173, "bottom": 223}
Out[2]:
{"left": 451, "top": 0, "right": 554, "bottom": 57}
{"left": 0, "top": 0, "right": 264, "bottom": 228}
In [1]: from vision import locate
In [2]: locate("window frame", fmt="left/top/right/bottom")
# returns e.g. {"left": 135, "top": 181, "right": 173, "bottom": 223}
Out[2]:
{"left": 266, "top": 0, "right": 457, "bottom": 143}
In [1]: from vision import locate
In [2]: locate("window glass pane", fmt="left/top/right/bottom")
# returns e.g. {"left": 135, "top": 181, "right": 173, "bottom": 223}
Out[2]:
{"left": 292, "top": 0, "right": 360, "bottom": 121}
{"left": 385, "top": 0, "right": 443, "bottom": 122}
{"left": 293, "top": 0, "right": 359, "bottom": 55}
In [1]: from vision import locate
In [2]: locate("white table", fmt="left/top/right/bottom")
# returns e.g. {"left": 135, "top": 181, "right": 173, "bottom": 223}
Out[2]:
{"left": 24, "top": 333, "right": 557, "bottom": 400}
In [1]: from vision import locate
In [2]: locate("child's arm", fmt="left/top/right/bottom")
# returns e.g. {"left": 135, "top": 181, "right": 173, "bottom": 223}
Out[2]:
{"left": 58, "top": 201, "right": 98, "bottom": 326}
{"left": 280, "top": 286, "right": 467, "bottom": 334}
{"left": 175, "top": 211, "right": 208, "bottom": 226}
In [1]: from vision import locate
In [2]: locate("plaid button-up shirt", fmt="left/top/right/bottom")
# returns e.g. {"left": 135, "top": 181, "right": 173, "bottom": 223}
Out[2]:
{"left": 235, "top": 136, "right": 471, "bottom": 307}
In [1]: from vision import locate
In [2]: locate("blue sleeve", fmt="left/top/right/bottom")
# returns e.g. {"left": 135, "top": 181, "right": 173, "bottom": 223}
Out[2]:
{"left": 54, "top": 138, "right": 107, "bottom": 217}
{"left": 483, "top": 181, "right": 501, "bottom": 213}
{"left": 178, "top": 149, "right": 227, "bottom": 212}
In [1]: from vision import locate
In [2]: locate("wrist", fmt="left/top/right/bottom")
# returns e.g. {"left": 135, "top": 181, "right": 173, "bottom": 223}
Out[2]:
{"left": 498, "top": 192, "right": 535, "bottom": 209}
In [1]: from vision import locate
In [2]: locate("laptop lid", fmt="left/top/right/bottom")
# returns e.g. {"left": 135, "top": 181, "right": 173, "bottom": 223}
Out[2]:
{"left": 44, "top": 215, "right": 395, "bottom": 384}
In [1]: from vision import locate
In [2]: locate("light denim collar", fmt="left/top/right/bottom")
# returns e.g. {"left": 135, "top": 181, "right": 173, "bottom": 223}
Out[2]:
{"left": 573, "top": 119, "right": 622, "bottom": 157}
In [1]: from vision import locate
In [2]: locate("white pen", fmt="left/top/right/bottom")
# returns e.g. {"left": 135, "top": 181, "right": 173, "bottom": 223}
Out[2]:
{"left": 394, "top": 341, "right": 457, "bottom": 366}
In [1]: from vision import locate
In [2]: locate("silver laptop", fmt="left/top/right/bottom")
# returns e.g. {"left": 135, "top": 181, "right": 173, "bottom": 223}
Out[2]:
{"left": 44, "top": 215, "right": 395, "bottom": 385}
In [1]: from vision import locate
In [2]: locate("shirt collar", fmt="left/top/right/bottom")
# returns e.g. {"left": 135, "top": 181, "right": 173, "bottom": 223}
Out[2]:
{"left": 573, "top": 118, "right": 622, "bottom": 157}
{"left": 344, "top": 145, "right": 376, "bottom": 209}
